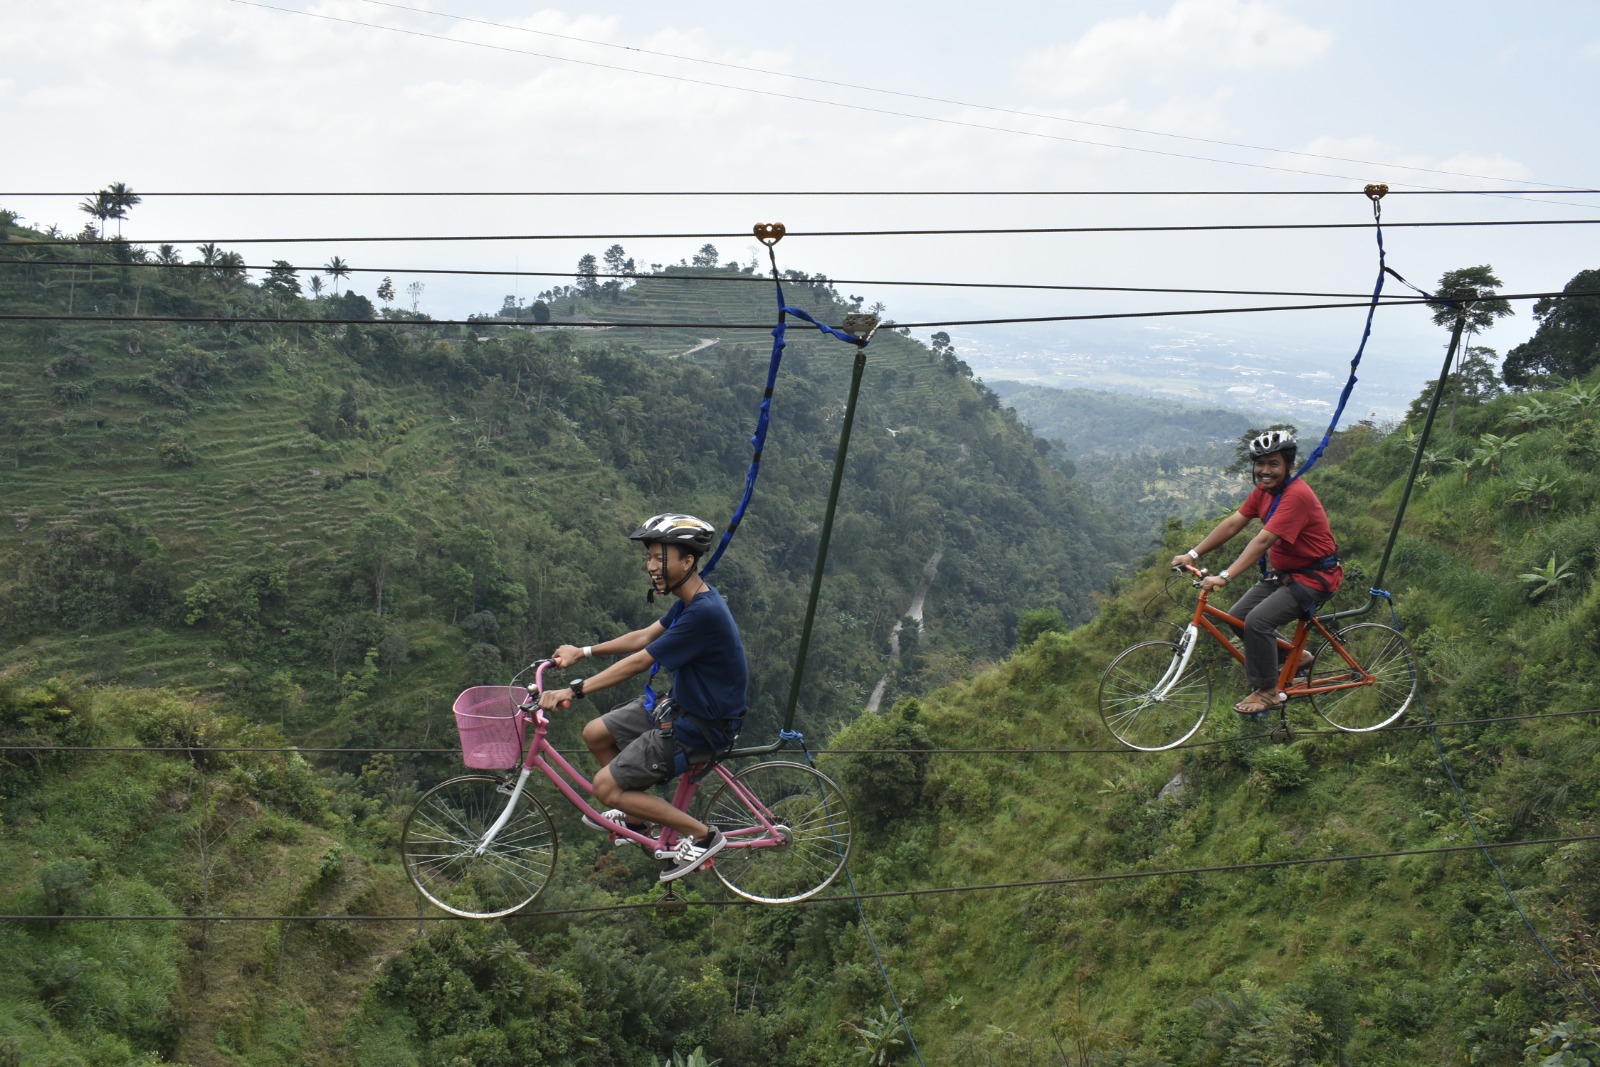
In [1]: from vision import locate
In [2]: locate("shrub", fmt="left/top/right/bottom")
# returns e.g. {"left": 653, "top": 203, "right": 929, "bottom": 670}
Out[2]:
{"left": 158, "top": 440, "right": 197, "bottom": 468}
{"left": 1245, "top": 744, "right": 1311, "bottom": 792}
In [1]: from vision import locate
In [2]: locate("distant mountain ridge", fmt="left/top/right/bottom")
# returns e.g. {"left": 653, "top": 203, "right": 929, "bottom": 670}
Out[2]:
{"left": 989, "top": 379, "right": 1259, "bottom": 459}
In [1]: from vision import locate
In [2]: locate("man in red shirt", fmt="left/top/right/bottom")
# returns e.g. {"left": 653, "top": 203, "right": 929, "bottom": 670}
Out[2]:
{"left": 1169, "top": 430, "right": 1343, "bottom": 715}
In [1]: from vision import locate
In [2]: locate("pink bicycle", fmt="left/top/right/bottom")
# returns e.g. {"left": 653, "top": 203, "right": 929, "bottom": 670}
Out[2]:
{"left": 401, "top": 660, "right": 853, "bottom": 918}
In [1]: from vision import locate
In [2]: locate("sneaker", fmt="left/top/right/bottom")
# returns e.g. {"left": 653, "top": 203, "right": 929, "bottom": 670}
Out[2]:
{"left": 658, "top": 828, "right": 725, "bottom": 882}
{"left": 583, "top": 809, "right": 650, "bottom": 845}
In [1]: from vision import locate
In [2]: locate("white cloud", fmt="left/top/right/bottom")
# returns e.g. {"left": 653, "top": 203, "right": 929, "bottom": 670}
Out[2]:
{"left": 1017, "top": 0, "right": 1333, "bottom": 100}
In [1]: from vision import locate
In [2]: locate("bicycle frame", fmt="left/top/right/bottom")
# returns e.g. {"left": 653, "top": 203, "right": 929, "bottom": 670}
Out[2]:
{"left": 475, "top": 662, "right": 792, "bottom": 859}
{"left": 1173, "top": 566, "right": 1372, "bottom": 701}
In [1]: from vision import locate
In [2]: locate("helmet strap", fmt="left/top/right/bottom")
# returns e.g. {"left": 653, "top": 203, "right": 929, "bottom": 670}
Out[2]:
{"left": 646, "top": 545, "right": 701, "bottom": 603}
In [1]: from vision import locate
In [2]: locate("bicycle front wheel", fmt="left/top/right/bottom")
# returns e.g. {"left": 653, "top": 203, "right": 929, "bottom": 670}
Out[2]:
{"left": 1309, "top": 623, "right": 1417, "bottom": 732}
{"left": 402, "top": 775, "right": 557, "bottom": 919}
{"left": 700, "top": 761, "right": 852, "bottom": 904}
{"left": 1098, "top": 640, "right": 1211, "bottom": 751}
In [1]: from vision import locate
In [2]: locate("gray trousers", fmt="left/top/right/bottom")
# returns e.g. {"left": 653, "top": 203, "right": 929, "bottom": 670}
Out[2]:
{"left": 1226, "top": 579, "right": 1328, "bottom": 691}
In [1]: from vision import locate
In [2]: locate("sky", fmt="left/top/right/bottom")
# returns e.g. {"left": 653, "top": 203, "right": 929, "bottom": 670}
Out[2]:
{"left": 6, "top": 0, "right": 1599, "bottom": 413}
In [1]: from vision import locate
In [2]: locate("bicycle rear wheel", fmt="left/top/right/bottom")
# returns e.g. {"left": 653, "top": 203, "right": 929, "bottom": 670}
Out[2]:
{"left": 700, "top": 761, "right": 852, "bottom": 904}
{"left": 1309, "top": 623, "right": 1417, "bottom": 732}
{"left": 1098, "top": 640, "right": 1211, "bottom": 751}
{"left": 402, "top": 775, "right": 557, "bottom": 918}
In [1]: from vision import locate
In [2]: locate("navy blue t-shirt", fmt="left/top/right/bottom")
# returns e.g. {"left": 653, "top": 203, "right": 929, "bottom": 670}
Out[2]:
{"left": 646, "top": 585, "right": 748, "bottom": 748}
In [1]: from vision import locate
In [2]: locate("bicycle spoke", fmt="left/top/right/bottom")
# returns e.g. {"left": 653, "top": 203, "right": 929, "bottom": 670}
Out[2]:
{"left": 1099, "top": 641, "right": 1210, "bottom": 751}
{"left": 702, "top": 762, "right": 852, "bottom": 904}
{"left": 401, "top": 776, "right": 558, "bottom": 918}
{"left": 1309, "top": 623, "right": 1417, "bottom": 732}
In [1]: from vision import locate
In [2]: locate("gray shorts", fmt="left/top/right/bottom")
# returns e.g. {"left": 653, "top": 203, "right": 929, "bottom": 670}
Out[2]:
{"left": 599, "top": 696, "right": 683, "bottom": 792}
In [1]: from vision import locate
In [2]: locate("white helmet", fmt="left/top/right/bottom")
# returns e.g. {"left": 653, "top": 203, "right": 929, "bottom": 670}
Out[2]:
{"left": 1248, "top": 429, "right": 1297, "bottom": 459}
{"left": 628, "top": 513, "right": 716, "bottom": 557}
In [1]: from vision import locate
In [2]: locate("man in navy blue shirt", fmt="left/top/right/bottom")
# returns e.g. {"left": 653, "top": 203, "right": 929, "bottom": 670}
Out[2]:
{"left": 541, "top": 514, "right": 749, "bottom": 881}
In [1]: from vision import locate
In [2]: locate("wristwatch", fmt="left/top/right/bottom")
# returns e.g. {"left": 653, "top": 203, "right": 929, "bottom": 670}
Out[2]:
{"left": 1218, "top": 570, "right": 1231, "bottom": 584}
{"left": 570, "top": 677, "right": 587, "bottom": 699}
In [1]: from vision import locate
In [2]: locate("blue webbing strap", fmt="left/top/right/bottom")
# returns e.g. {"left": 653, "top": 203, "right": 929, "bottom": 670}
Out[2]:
{"left": 1258, "top": 194, "right": 1392, "bottom": 546}
{"left": 645, "top": 250, "right": 869, "bottom": 712}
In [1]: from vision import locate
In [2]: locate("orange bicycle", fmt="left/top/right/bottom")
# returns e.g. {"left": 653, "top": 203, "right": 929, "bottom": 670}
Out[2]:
{"left": 1098, "top": 563, "right": 1418, "bottom": 751}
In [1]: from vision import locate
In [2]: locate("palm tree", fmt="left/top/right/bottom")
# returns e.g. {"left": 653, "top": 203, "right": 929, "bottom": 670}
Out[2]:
{"left": 308, "top": 275, "right": 325, "bottom": 299}
{"left": 215, "top": 251, "right": 247, "bottom": 294}
{"left": 78, "top": 192, "right": 114, "bottom": 238}
{"left": 105, "top": 182, "right": 141, "bottom": 237}
{"left": 325, "top": 256, "right": 350, "bottom": 297}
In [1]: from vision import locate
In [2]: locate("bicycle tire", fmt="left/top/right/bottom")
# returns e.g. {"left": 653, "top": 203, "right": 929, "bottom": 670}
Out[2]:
{"left": 1308, "top": 623, "right": 1417, "bottom": 732}
{"left": 699, "top": 761, "right": 852, "bottom": 904}
{"left": 1098, "top": 640, "right": 1211, "bottom": 751}
{"left": 402, "top": 774, "right": 558, "bottom": 919}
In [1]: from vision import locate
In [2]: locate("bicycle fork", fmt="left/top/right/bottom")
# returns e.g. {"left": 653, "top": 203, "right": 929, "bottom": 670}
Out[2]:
{"left": 1153, "top": 626, "right": 1200, "bottom": 701}
{"left": 476, "top": 768, "right": 534, "bottom": 855}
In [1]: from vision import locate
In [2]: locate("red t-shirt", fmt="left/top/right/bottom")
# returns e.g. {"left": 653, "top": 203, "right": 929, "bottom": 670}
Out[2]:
{"left": 1239, "top": 478, "right": 1342, "bottom": 593}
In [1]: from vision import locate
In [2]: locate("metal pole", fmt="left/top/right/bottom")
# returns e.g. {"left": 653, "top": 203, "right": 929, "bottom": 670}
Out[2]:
{"left": 730, "top": 341, "right": 869, "bottom": 758}
{"left": 1328, "top": 290, "right": 1474, "bottom": 622}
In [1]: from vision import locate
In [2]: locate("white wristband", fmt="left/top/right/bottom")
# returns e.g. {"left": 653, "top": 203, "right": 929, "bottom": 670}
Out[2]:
{"left": 1187, "top": 549, "right": 1199, "bottom": 560}
{"left": 582, "top": 645, "right": 593, "bottom": 659}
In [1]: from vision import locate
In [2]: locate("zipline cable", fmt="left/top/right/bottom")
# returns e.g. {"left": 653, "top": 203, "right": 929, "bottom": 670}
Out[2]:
{"left": 11, "top": 289, "right": 1600, "bottom": 331}
{"left": 16, "top": 216, "right": 1600, "bottom": 246}
{"left": 0, "top": 257, "right": 1425, "bottom": 301}
{"left": 7, "top": 707, "right": 1599, "bottom": 760}
{"left": 8, "top": 831, "right": 1598, "bottom": 923}
{"left": 9, "top": 189, "right": 1600, "bottom": 198}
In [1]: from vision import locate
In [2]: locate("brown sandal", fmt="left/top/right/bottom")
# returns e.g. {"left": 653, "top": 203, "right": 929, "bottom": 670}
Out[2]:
{"left": 1234, "top": 691, "right": 1286, "bottom": 715}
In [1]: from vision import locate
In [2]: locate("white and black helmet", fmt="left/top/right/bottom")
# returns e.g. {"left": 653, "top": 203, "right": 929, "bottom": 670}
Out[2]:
{"left": 1248, "top": 429, "right": 1297, "bottom": 459}
{"left": 628, "top": 513, "right": 716, "bottom": 557}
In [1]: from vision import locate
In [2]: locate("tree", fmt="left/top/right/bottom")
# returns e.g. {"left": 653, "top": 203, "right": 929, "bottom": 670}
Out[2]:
{"left": 308, "top": 274, "right": 325, "bottom": 299}
{"left": 602, "top": 243, "right": 628, "bottom": 298}
{"left": 1456, "top": 345, "right": 1504, "bottom": 402}
{"left": 78, "top": 191, "right": 114, "bottom": 238}
{"left": 691, "top": 243, "right": 720, "bottom": 268}
{"left": 1502, "top": 268, "right": 1600, "bottom": 388}
{"left": 406, "top": 280, "right": 425, "bottom": 314}
{"left": 353, "top": 514, "right": 415, "bottom": 616}
{"left": 105, "top": 182, "right": 140, "bottom": 237}
{"left": 263, "top": 260, "right": 301, "bottom": 299}
{"left": 1430, "top": 265, "right": 1513, "bottom": 335}
{"left": 214, "top": 250, "right": 247, "bottom": 294}
{"left": 376, "top": 275, "right": 395, "bottom": 308}
{"left": 575, "top": 253, "right": 599, "bottom": 297}
{"left": 1016, "top": 606, "right": 1067, "bottom": 648}
{"left": 325, "top": 256, "right": 351, "bottom": 297}
{"left": 1431, "top": 265, "right": 1513, "bottom": 428}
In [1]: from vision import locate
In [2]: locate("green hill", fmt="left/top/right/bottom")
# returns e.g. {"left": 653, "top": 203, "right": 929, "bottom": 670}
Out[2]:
{"left": 6, "top": 225, "right": 1600, "bottom": 1066}
{"left": 0, "top": 234, "right": 1122, "bottom": 742}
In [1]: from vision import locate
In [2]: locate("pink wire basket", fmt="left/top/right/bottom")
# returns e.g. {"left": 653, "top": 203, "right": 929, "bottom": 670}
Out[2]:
{"left": 452, "top": 686, "right": 530, "bottom": 770}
